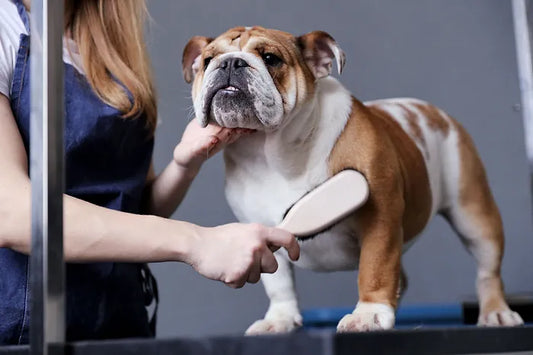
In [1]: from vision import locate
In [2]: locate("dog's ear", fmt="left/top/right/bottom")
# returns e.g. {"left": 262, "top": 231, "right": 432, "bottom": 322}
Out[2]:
{"left": 297, "top": 31, "right": 345, "bottom": 79}
{"left": 182, "top": 36, "right": 213, "bottom": 83}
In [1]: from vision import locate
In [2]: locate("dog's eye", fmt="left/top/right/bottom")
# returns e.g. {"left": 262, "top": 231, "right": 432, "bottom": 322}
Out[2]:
{"left": 204, "top": 56, "right": 213, "bottom": 70}
{"left": 262, "top": 53, "right": 282, "bottom": 67}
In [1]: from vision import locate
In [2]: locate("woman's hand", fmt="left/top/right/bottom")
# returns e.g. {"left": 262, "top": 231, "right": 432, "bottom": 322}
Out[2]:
{"left": 143, "top": 121, "right": 254, "bottom": 218}
{"left": 187, "top": 223, "right": 299, "bottom": 288}
{"left": 173, "top": 120, "right": 254, "bottom": 173}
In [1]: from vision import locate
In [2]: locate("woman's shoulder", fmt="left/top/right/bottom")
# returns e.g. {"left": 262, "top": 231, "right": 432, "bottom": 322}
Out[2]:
{"left": 0, "top": 0, "right": 27, "bottom": 37}
{"left": 0, "top": 0, "right": 27, "bottom": 98}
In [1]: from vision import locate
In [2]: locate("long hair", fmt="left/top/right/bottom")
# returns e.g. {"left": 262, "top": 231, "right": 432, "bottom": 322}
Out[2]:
{"left": 65, "top": 0, "right": 157, "bottom": 132}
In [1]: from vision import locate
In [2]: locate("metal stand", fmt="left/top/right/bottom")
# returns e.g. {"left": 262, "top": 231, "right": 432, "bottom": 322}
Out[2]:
{"left": 29, "top": 1, "right": 65, "bottom": 354}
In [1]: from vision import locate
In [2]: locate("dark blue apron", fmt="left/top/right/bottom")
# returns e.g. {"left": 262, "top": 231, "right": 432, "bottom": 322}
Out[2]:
{"left": 0, "top": 0, "right": 158, "bottom": 345}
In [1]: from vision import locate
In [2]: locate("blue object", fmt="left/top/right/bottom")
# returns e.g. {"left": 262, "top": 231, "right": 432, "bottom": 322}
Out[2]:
{"left": 0, "top": 0, "right": 156, "bottom": 345}
{"left": 302, "top": 303, "right": 464, "bottom": 329}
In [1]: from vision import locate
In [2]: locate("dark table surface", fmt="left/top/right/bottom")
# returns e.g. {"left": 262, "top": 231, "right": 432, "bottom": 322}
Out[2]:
{"left": 1, "top": 325, "right": 533, "bottom": 355}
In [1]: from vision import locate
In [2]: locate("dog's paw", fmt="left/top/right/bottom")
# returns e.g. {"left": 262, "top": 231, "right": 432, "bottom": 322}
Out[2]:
{"left": 337, "top": 302, "right": 395, "bottom": 332}
{"left": 245, "top": 318, "right": 300, "bottom": 335}
{"left": 478, "top": 310, "right": 524, "bottom": 327}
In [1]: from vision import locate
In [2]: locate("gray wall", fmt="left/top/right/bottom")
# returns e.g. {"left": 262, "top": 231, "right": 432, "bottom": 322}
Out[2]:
{"left": 146, "top": 0, "right": 533, "bottom": 338}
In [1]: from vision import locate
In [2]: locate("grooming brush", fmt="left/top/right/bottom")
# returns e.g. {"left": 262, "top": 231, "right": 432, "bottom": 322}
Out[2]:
{"left": 277, "top": 169, "right": 369, "bottom": 238}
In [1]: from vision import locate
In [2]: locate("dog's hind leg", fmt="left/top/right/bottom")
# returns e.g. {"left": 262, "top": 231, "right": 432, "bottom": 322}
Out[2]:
{"left": 440, "top": 121, "right": 523, "bottom": 326}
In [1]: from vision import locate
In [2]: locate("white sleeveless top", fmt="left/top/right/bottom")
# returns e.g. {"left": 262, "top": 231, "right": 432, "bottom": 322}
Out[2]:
{"left": 0, "top": 0, "right": 83, "bottom": 99}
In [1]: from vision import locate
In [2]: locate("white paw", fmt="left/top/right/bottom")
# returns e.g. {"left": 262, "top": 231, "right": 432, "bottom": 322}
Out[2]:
{"left": 478, "top": 310, "right": 524, "bottom": 327}
{"left": 337, "top": 302, "right": 395, "bottom": 332}
{"left": 245, "top": 318, "right": 300, "bottom": 335}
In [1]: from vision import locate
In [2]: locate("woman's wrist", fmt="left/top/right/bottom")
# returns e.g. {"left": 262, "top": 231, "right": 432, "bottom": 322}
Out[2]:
{"left": 172, "top": 156, "right": 202, "bottom": 181}
{"left": 155, "top": 216, "right": 203, "bottom": 263}
{"left": 172, "top": 141, "right": 207, "bottom": 177}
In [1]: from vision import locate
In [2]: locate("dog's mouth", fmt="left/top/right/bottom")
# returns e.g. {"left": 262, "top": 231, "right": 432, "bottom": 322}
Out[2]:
{"left": 220, "top": 85, "right": 240, "bottom": 94}
{"left": 202, "top": 82, "right": 263, "bottom": 129}
{"left": 203, "top": 83, "right": 248, "bottom": 118}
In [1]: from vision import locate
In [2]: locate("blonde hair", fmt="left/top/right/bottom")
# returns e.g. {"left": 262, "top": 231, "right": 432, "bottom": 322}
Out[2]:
{"left": 65, "top": 0, "right": 157, "bottom": 132}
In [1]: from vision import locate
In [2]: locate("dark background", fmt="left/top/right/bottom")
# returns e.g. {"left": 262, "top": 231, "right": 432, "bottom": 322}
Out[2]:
{"left": 144, "top": 0, "right": 533, "bottom": 337}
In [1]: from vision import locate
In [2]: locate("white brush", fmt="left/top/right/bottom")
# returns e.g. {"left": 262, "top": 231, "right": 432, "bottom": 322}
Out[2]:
{"left": 277, "top": 169, "right": 369, "bottom": 238}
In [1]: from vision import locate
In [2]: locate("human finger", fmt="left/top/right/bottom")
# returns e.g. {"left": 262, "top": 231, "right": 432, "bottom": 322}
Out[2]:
{"left": 260, "top": 250, "right": 278, "bottom": 274}
{"left": 246, "top": 256, "right": 262, "bottom": 284}
{"left": 263, "top": 227, "right": 300, "bottom": 261}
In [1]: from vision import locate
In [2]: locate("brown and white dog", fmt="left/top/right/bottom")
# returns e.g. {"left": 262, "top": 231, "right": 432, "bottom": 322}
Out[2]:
{"left": 182, "top": 26, "right": 524, "bottom": 333}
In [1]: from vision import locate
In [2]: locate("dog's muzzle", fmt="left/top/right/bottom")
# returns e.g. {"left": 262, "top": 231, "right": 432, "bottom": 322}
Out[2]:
{"left": 202, "top": 57, "right": 253, "bottom": 122}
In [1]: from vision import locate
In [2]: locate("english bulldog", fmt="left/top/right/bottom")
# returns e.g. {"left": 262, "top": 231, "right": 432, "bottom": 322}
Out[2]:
{"left": 181, "top": 26, "right": 524, "bottom": 333}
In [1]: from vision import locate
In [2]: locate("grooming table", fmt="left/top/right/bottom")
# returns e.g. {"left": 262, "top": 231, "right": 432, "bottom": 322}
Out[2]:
{"left": 1, "top": 325, "right": 533, "bottom": 355}
{"left": 302, "top": 300, "right": 533, "bottom": 328}
{"left": 2, "top": 301, "right": 533, "bottom": 355}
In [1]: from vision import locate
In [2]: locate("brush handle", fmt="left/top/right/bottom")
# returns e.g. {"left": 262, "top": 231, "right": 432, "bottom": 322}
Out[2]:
{"left": 268, "top": 170, "right": 369, "bottom": 251}
{"left": 278, "top": 170, "right": 369, "bottom": 237}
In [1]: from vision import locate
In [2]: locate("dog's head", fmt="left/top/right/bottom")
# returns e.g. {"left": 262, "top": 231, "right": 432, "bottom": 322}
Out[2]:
{"left": 182, "top": 26, "right": 345, "bottom": 130}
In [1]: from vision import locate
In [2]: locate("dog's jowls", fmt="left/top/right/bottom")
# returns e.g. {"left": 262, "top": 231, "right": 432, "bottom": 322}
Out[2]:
{"left": 182, "top": 26, "right": 523, "bottom": 333}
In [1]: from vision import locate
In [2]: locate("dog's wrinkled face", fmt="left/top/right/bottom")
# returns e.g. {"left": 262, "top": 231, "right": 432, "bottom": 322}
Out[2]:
{"left": 182, "top": 26, "right": 345, "bottom": 130}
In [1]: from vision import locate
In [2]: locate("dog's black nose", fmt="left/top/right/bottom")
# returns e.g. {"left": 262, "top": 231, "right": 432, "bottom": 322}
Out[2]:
{"left": 219, "top": 57, "right": 249, "bottom": 71}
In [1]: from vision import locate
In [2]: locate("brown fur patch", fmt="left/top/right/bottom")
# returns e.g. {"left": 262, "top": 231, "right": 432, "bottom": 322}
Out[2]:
{"left": 239, "top": 29, "right": 252, "bottom": 49}
{"left": 413, "top": 103, "right": 450, "bottom": 136}
{"left": 398, "top": 104, "right": 424, "bottom": 143}
{"left": 327, "top": 98, "right": 432, "bottom": 307}
{"left": 400, "top": 103, "right": 429, "bottom": 159}
{"left": 368, "top": 103, "right": 430, "bottom": 160}
{"left": 363, "top": 105, "right": 433, "bottom": 240}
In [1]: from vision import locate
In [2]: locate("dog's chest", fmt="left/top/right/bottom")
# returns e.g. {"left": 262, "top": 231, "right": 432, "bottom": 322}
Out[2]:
{"left": 224, "top": 147, "right": 329, "bottom": 227}
{"left": 223, "top": 98, "right": 360, "bottom": 270}
{"left": 225, "top": 159, "right": 361, "bottom": 271}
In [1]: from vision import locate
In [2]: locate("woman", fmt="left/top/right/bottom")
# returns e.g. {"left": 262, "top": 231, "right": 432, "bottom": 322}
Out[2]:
{"left": 0, "top": 0, "right": 299, "bottom": 345}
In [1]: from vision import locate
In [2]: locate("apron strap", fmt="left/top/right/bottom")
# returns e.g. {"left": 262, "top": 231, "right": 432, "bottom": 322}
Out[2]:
{"left": 13, "top": 0, "right": 31, "bottom": 33}
{"left": 140, "top": 264, "right": 159, "bottom": 336}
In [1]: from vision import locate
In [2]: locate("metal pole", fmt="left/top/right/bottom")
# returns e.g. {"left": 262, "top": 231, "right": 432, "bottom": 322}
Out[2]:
{"left": 513, "top": 0, "right": 533, "bottom": 196}
{"left": 29, "top": 0, "right": 65, "bottom": 354}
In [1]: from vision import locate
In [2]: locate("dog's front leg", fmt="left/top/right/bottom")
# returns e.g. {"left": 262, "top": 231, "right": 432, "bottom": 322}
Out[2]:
{"left": 245, "top": 253, "right": 302, "bottom": 335}
{"left": 337, "top": 206, "right": 403, "bottom": 332}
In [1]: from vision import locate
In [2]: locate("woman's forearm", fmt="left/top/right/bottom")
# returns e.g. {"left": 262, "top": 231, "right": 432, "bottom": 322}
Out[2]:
{"left": 0, "top": 173, "right": 197, "bottom": 263}
{"left": 143, "top": 160, "right": 199, "bottom": 218}
{"left": 0, "top": 170, "right": 300, "bottom": 288}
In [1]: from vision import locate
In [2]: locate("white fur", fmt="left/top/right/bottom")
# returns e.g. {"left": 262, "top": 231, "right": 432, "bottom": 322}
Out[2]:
{"left": 337, "top": 302, "right": 396, "bottom": 332}
{"left": 478, "top": 310, "right": 523, "bottom": 327}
